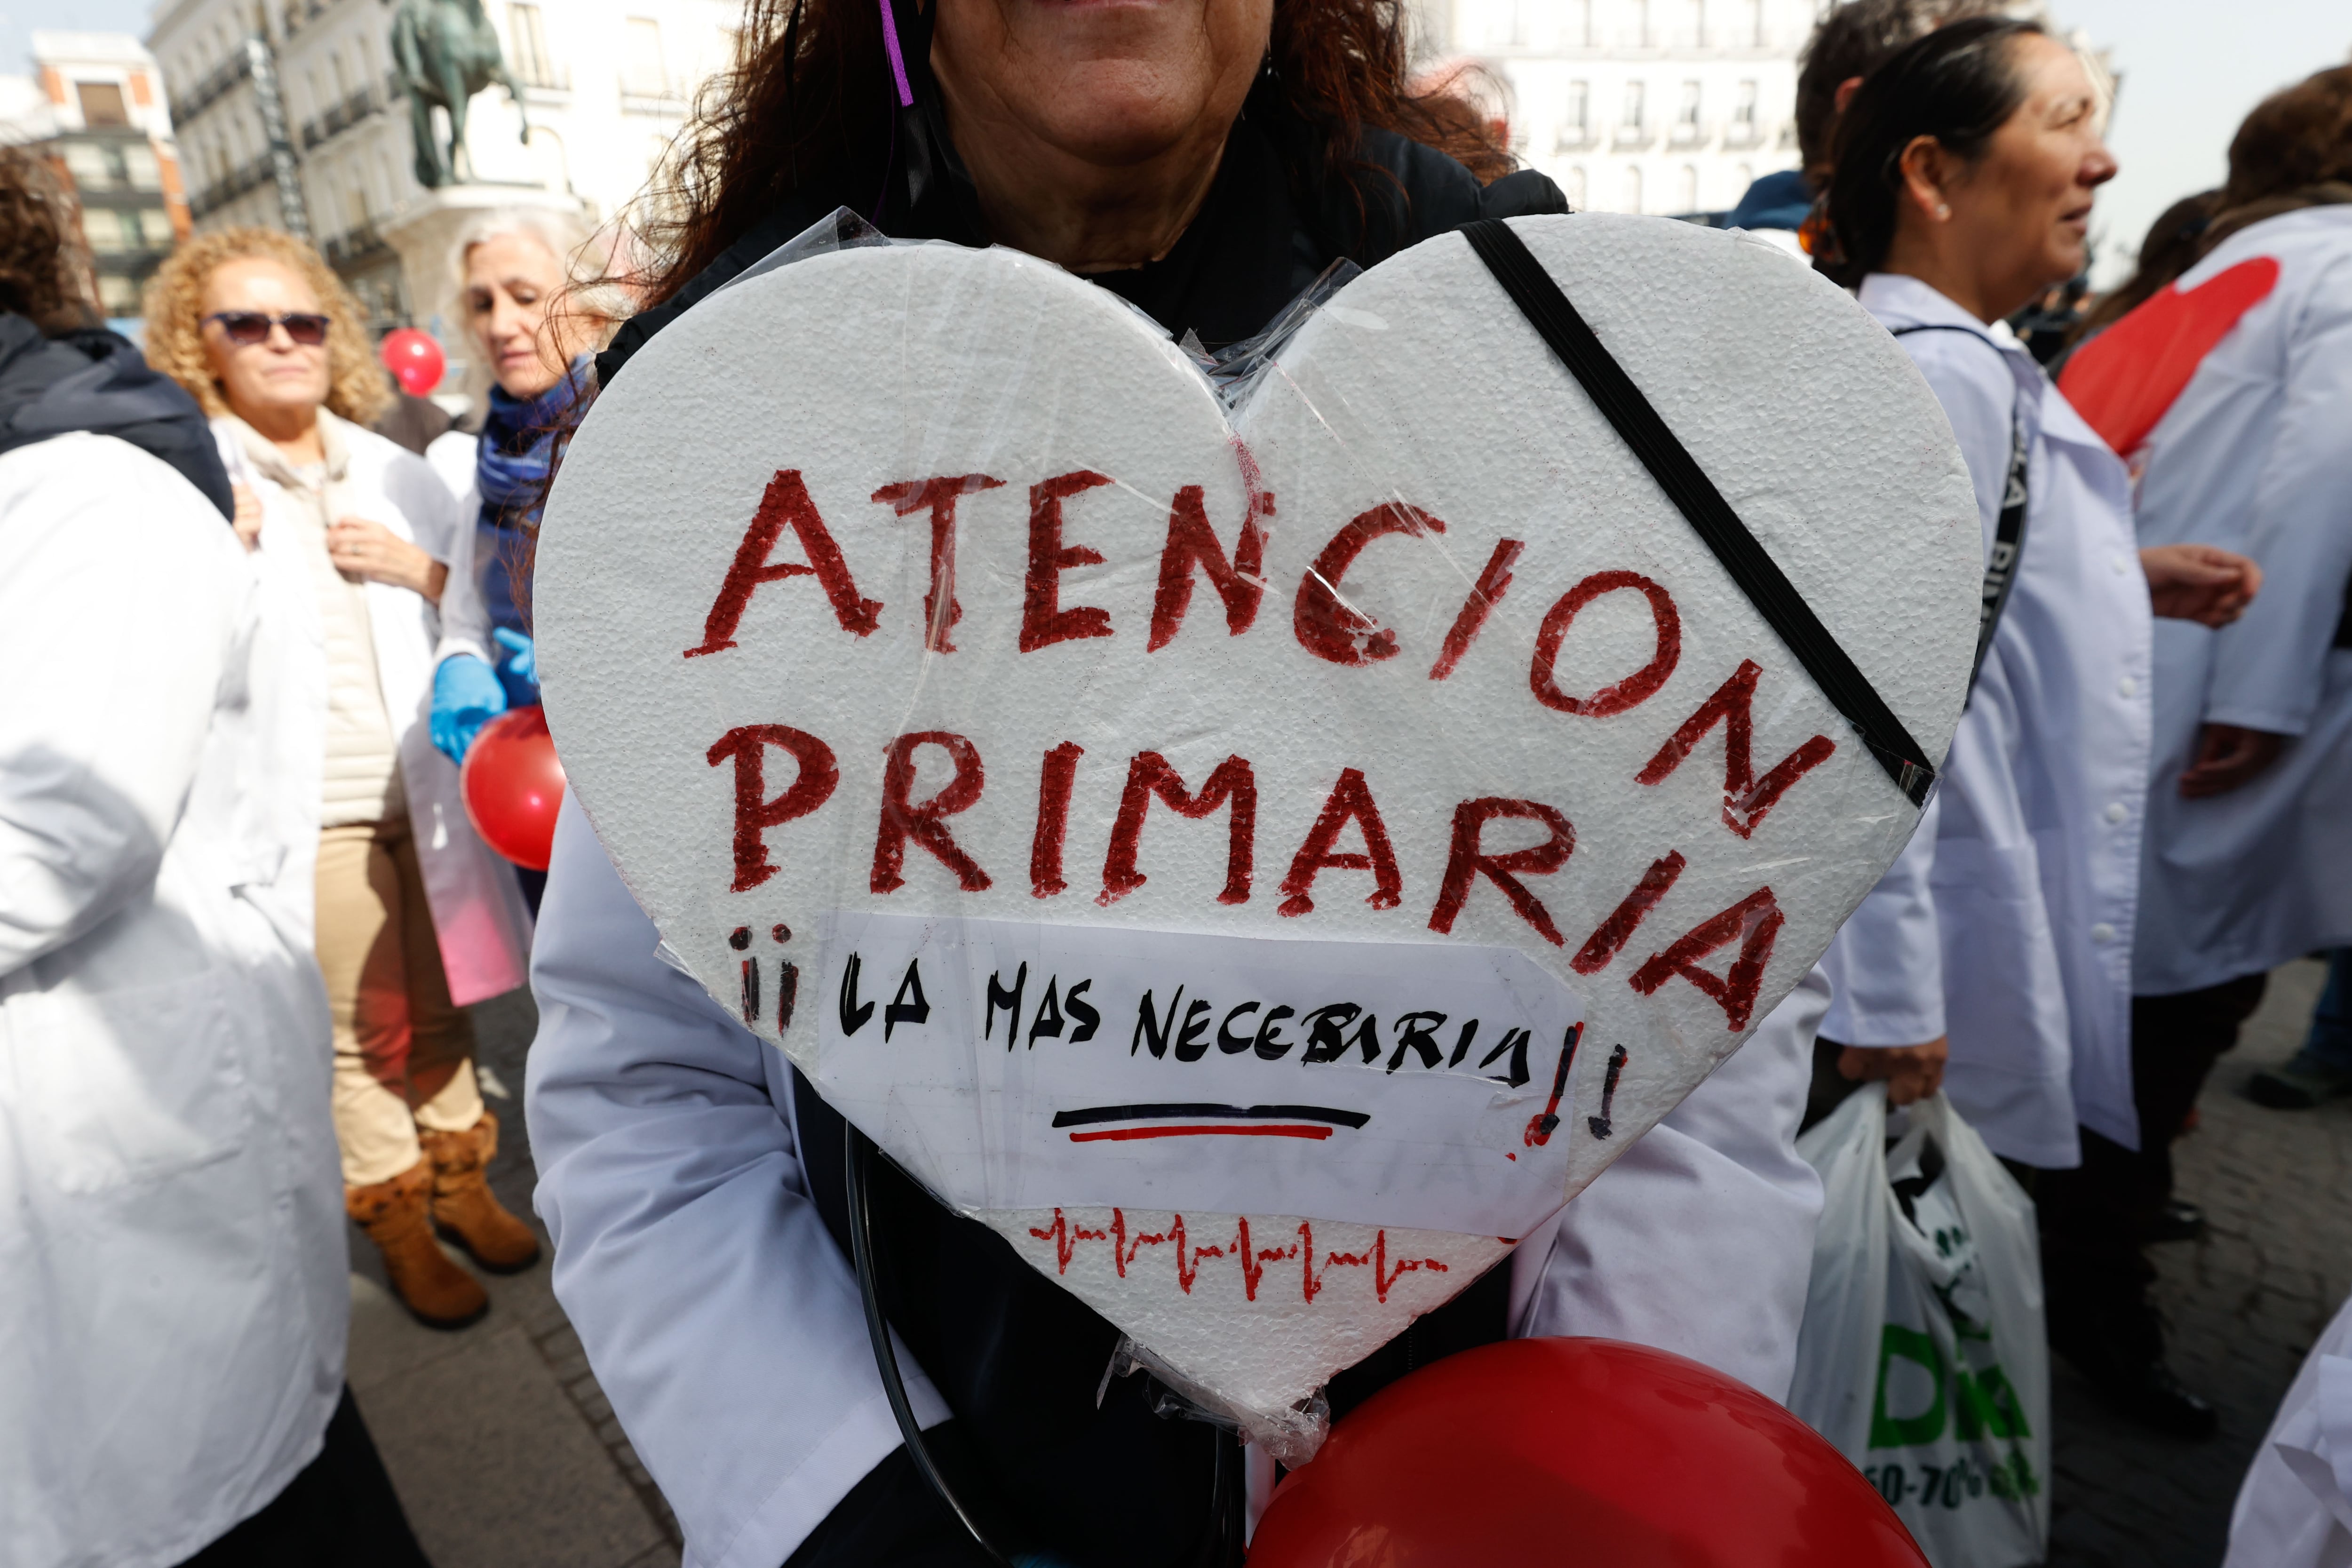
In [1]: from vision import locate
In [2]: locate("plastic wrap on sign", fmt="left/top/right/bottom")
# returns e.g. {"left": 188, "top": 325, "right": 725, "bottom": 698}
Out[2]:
{"left": 535, "top": 211, "right": 1982, "bottom": 1453}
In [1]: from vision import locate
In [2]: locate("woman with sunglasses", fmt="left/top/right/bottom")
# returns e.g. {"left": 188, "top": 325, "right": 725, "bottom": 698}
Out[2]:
{"left": 145, "top": 230, "right": 539, "bottom": 1330}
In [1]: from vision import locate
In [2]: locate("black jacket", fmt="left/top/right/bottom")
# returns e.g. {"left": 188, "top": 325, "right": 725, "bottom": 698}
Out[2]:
{"left": 597, "top": 96, "right": 1567, "bottom": 1568}
{"left": 0, "top": 313, "right": 232, "bottom": 519}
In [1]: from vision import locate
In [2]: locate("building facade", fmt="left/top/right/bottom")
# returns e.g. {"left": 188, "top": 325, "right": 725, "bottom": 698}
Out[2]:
{"left": 148, "top": 0, "right": 738, "bottom": 334}
{"left": 0, "top": 33, "right": 190, "bottom": 320}
{"left": 1415, "top": 0, "right": 1814, "bottom": 216}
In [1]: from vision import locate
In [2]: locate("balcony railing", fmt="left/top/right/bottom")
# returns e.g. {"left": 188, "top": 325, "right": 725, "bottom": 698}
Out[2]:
{"left": 167, "top": 47, "right": 254, "bottom": 126}
{"left": 301, "top": 84, "right": 382, "bottom": 150}
{"left": 322, "top": 220, "right": 391, "bottom": 269}
{"left": 190, "top": 153, "right": 275, "bottom": 220}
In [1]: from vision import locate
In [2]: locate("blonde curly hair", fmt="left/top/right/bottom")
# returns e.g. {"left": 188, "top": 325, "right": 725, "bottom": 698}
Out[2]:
{"left": 142, "top": 227, "right": 393, "bottom": 426}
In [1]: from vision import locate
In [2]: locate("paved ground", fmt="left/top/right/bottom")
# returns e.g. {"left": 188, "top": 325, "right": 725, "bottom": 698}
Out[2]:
{"left": 348, "top": 989, "right": 681, "bottom": 1568}
{"left": 358, "top": 961, "right": 2345, "bottom": 1567}
{"left": 2045, "top": 955, "right": 2348, "bottom": 1568}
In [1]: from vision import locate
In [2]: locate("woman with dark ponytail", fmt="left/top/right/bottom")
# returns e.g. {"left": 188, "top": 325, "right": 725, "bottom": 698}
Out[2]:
{"left": 1808, "top": 16, "right": 2260, "bottom": 1439}
{"left": 524, "top": 3, "right": 1841, "bottom": 1566}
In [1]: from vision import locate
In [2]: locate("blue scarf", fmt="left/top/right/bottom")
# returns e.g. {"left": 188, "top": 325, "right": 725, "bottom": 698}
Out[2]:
{"left": 472, "top": 355, "right": 590, "bottom": 637}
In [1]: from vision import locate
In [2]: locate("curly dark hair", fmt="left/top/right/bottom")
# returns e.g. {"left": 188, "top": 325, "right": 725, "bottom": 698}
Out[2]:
{"left": 634, "top": 0, "right": 1511, "bottom": 309}
{"left": 0, "top": 147, "right": 96, "bottom": 333}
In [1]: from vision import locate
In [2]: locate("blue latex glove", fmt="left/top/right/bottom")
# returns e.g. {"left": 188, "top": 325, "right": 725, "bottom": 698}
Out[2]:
{"left": 432, "top": 653, "right": 507, "bottom": 765}
{"left": 493, "top": 626, "right": 540, "bottom": 707}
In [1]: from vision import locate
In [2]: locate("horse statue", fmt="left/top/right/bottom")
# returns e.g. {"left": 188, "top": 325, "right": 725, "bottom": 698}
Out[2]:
{"left": 390, "top": 0, "right": 528, "bottom": 189}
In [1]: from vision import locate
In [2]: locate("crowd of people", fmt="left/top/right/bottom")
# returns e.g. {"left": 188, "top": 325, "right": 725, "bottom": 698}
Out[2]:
{"left": 1, "top": 0, "right": 2347, "bottom": 1563}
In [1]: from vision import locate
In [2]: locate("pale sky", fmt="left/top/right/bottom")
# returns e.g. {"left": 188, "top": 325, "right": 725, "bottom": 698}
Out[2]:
{"left": 9, "top": 0, "right": 2352, "bottom": 288}
{"left": 2053, "top": 0, "right": 2352, "bottom": 286}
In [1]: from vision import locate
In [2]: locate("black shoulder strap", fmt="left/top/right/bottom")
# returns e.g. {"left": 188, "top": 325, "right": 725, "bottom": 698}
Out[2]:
{"left": 1460, "top": 218, "right": 1936, "bottom": 807}
{"left": 1889, "top": 324, "right": 2031, "bottom": 690}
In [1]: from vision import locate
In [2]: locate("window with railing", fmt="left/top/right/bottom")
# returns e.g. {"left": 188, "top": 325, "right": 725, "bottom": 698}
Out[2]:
{"left": 509, "top": 4, "right": 565, "bottom": 88}
{"left": 124, "top": 143, "right": 161, "bottom": 190}
{"left": 62, "top": 142, "right": 111, "bottom": 190}
{"left": 77, "top": 81, "right": 129, "bottom": 127}
{"left": 1674, "top": 79, "right": 1700, "bottom": 141}
{"left": 1556, "top": 80, "right": 1589, "bottom": 150}
{"left": 1623, "top": 165, "right": 1643, "bottom": 213}
{"left": 1677, "top": 163, "right": 1699, "bottom": 212}
{"left": 1728, "top": 79, "right": 1758, "bottom": 143}
{"left": 1620, "top": 80, "right": 1645, "bottom": 135}
{"left": 620, "top": 17, "right": 669, "bottom": 98}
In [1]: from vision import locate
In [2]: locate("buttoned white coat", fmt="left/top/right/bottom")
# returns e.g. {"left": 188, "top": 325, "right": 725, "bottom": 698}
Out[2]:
{"left": 2107, "top": 208, "right": 2352, "bottom": 995}
{"left": 526, "top": 796, "right": 1831, "bottom": 1568}
{"left": 1820, "top": 274, "right": 2154, "bottom": 1169}
{"left": 0, "top": 436, "right": 346, "bottom": 1568}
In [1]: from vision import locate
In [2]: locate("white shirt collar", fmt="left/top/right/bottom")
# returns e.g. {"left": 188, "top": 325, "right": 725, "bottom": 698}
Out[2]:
{"left": 1857, "top": 272, "right": 2029, "bottom": 352}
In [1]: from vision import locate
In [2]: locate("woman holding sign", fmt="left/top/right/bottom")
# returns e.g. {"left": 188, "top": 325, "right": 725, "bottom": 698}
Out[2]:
{"left": 524, "top": 1, "right": 1845, "bottom": 1564}
{"left": 1811, "top": 18, "right": 2259, "bottom": 1435}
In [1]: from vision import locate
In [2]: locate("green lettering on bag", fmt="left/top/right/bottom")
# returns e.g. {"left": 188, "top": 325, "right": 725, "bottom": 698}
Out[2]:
{"left": 1954, "top": 1363, "right": 2031, "bottom": 1441}
{"left": 1868, "top": 1324, "right": 1947, "bottom": 1448}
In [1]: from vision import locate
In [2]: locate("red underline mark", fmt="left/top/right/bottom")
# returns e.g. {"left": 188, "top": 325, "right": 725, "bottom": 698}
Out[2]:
{"left": 1025, "top": 1209, "right": 1450, "bottom": 1304}
{"left": 1067, "top": 1124, "right": 1334, "bottom": 1142}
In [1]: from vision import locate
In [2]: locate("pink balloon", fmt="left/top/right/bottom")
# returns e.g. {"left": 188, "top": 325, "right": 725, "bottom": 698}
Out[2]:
{"left": 380, "top": 327, "right": 446, "bottom": 397}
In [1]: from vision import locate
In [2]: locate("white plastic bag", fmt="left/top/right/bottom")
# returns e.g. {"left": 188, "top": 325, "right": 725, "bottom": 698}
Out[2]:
{"left": 1787, "top": 1084, "right": 2050, "bottom": 1568}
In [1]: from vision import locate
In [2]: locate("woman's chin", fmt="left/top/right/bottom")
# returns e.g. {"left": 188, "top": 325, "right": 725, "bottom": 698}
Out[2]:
{"left": 497, "top": 366, "right": 562, "bottom": 399}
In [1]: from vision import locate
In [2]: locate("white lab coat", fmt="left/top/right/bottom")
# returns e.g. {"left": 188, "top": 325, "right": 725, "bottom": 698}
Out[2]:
{"left": 1818, "top": 274, "right": 2153, "bottom": 1168}
{"left": 0, "top": 434, "right": 345, "bottom": 1568}
{"left": 526, "top": 796, "right": 1827, "bottom": 1568}
{"left": 218, "top": 413, "right": 532, "bottom": 1003}
{"left": 422, "top": 428, "right": 498, "bottom": 667}
{"left": 2116, "top": 208, "right": 2352, "bottom": 995}
{"left": 2225, "top": 1287, "right": 2352, "bottom": 1568}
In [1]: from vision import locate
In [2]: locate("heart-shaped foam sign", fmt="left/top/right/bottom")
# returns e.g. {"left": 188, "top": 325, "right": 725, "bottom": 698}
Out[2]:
{"left": 537, "top": 214, "right": 1979, "bottom": 1450}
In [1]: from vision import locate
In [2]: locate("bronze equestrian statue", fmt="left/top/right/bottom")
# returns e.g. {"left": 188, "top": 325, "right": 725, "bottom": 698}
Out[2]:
{"left": 391, "top": 0, "right": 528, "bottom": 188}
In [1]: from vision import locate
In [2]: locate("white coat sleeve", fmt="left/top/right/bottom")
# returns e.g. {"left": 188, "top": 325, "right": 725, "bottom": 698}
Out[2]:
{"left": 1510, "top": 966, "right": 1828, "bottom": 1404}
{"left": 0, "top": 444, "right": 238, "bottom": 977}
{"left": 525, "top": 797, "right": 948, "bottom": 1568}
{"left": 2205, "top": 263, "right": 2352, "bottom": 736}
{"left": 1817, "top": 330, "right": 2016, "bottom": 1051}
{"left": 1819, "top": 792, "right": 1946, "bottom": 1044}
{"left": 426, "top": 433, "right": 493, "bottom": 668}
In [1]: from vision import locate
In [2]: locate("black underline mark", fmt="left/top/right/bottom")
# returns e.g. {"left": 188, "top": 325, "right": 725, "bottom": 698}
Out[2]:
{"left": 1050, "top": 1103, "right": 1371, "bottom": 1130}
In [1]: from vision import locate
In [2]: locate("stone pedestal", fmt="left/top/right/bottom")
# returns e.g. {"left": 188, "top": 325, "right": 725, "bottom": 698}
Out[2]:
{"left": 380, "top": 182, "right": 586, "bottom": 407}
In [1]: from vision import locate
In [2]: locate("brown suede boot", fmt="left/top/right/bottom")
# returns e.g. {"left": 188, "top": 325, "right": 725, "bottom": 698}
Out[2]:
{"left": 419, "top": 1110, "right": 542, "bottom": 1274}
{"left": 347, "top": 1162, "right": 489, "bottom": 1329}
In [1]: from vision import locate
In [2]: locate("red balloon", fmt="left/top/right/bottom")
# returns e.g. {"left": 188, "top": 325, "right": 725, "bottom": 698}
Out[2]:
{"left": 379, "top": 326, "right": 446, "bottom": 397}
{"left": 461, "top": 706, "right": 566, "bottom": 871}
{"left": 1248, "top": 1338, "right": 1928, "bottom": 1567}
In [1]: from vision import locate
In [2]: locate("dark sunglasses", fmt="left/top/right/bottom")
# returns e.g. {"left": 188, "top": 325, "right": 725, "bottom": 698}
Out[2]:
{"left": 204, "top": 310, "right": 331, "bottom": 347}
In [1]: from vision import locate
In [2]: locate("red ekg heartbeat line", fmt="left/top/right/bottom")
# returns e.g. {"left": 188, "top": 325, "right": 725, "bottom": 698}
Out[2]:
{"left": 1025, "top": 1209, "right": 1449, "bottom": 1305}
{"left": 1067, "top": 1124, "right": 1334, "bottom": 1143}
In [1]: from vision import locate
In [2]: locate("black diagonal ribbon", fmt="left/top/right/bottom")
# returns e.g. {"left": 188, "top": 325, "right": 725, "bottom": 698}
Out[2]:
{"left": 1459, "top": 218, "right": 1936, "bottom": 807}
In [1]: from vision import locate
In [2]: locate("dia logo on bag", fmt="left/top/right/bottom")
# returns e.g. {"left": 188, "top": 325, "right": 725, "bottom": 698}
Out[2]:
{"left": 1790, "top": 1085, "right": 2052, "bottom": 1568}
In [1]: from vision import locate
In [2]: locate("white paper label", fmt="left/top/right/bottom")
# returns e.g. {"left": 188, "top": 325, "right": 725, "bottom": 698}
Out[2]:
{"left": 814, "top": 912, "right": 1591, "bottom": 1236}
